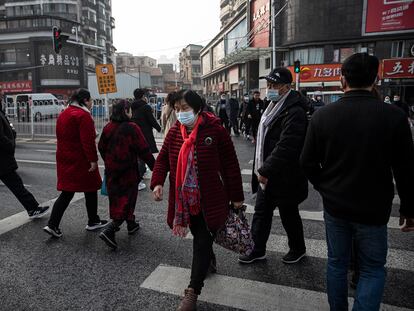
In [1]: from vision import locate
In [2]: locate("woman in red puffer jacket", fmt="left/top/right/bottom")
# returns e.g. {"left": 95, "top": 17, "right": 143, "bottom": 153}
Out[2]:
{"left": 43, "top": 89, "right": 107, "bottom": 238}
{"left": 151, "top": 90, "right": 244, "bottom": 311}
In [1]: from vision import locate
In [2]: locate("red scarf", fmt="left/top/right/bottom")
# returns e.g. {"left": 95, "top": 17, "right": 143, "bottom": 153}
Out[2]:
{"left": 173, "top": 116, "right": 203, "bottom": 237}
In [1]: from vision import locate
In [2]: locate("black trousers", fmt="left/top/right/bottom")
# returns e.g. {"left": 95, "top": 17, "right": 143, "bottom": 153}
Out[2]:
{"left": 0, "top": 170, "right": 39, "bottom": 212}
{"left": 189, "top": 214, "right": 215, "bottom": 295}
{"left": 230, "top": 117, "right": 239, "bottom": 135}
{"left": 251, "top": 188, "right": 306, "bottom": 255}
{"left": 48, "top": 191, "right": 99, "bottom": 228}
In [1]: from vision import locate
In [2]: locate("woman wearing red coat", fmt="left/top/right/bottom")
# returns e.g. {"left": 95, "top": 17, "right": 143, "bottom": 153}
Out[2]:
{"left": 151, "top": 90, "right": 244, "bottom": 311}
{"left": 43, "top": 89, "right": 107, "bottom": 238}
{"left": 98, "top": 100, "right": 155, "bottom": 249}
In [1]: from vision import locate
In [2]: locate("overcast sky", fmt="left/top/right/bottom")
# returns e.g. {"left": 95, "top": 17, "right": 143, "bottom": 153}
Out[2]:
{"left": 112, "top": 0, "right": 221, "bottom": 64}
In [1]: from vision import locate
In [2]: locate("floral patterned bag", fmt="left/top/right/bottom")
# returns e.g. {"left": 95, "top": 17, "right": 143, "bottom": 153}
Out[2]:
{"left": 214, "top": 205, "right": 254, "bottom": 256}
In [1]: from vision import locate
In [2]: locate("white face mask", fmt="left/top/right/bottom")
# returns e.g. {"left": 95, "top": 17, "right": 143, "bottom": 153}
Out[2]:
{"left": 266, "top": 88, "right": 280, "bottom": 102}
{"left": 393, "top": 97, "right": 400, "bottom": 102}
{"left": 177, "top": 110, "right": 196, "bottom": 126}
{"left": 244, "top": 96, "right": 250, "bottom": 102}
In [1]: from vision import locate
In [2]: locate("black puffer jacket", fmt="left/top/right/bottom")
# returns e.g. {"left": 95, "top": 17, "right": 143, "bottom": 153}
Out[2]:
{"left": 252, "top": 90, "right": 308, "bottom": 205}
{"left": 131, "top": 99, "right": 161, "bottom": 153}
{"left": 0, "top": 109, "right": 17, "bottom": 176}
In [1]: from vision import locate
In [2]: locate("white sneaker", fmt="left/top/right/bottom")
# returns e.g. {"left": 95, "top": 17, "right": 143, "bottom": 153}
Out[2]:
{"left": 138, "top": 182, "right": 146, "bottom": 191}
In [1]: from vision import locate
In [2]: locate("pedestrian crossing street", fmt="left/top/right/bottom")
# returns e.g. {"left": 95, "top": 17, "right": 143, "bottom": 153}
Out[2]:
{"left": 138, "top": 156, "right": 414, "bottom": 311}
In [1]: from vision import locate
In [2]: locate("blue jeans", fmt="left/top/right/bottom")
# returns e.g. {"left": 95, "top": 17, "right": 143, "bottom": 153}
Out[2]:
{"left": 324, "top": 211, "right": 387, "bottom": 311}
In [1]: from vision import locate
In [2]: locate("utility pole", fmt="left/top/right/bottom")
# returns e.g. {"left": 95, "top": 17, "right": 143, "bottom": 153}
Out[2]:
{"left": 271, "top": 0, "right": 276, "bottom": 69}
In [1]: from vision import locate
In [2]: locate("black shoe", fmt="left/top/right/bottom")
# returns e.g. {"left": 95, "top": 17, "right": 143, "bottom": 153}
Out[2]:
{"left": 127, "top": 221, "right": 140, "bottom": 235}
{"left": 282, "top": 251, "right": 306, "bottom": 264}
{"left": 99, "top": 227, "right": 117, "bottom": 249}
{"left": 43, "top": 225, "right": 62, "bottom": 238}
{"left": 28, "top": 206, "right": 50, "bottom": 219}
{"left": 85, "top": 220, "right": 108, "bottom": 231}
{"left": 238, "top": 252, "right": 266, "bottom": 264}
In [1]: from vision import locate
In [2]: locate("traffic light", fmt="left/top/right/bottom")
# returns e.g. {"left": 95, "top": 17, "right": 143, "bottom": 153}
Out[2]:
{"left": 52, "top": 26, "right": 63, "bottom": 54}
{"left": 294, "top": 60, "right": 301, "bottom": 73}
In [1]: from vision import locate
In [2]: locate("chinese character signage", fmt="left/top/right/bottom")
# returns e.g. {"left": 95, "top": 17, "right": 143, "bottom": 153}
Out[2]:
{"left": 0, "top": 80, "right": 33, "bottom": 93}
{"left": 250, "top": 0, "right": 270, "bottom": 48}
{"left": 36, "top": 42, "right": 83, "bottom": 85}
{"left": 287, "top": 64, "right": 342, "bottom": 82}
{"left": 96, "top": 64, "right": 117, "bottom": 94}
{"left": 363, "top": 0, "right": 414, "bottom": 35}
{"left": 382, "top": 58, "right": 414, "bottom": 79}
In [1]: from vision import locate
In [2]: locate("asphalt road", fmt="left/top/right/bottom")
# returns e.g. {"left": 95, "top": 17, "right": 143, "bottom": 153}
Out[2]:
{"left": 0, "top": 136, "right": 413, "bottom": 311}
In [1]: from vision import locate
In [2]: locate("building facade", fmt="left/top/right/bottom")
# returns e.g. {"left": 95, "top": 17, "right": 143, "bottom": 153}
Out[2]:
{"left": 0, "top": 0, "right": 115, "bottom": 99}
{"left": 203, "top": 0, "right": 414, "bottom": 105}
{"left": 179, "top": 44, "right": 203, "bottom": 93}
{"left": 275, "top": 0, "right": 414, "bottom": 104}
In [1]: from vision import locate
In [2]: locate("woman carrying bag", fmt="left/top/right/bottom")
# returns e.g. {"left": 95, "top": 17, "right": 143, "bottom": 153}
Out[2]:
{"left": 43, "top": 89, "right": 107, "bottom": 238}
{"left": 98, "top": 100, "right": 155, "bottom": 249}
{"left": 151, "top": 90, "right": 244, "bottom": 311}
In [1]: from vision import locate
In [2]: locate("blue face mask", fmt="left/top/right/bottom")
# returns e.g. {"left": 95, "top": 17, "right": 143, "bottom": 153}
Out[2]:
{"left": 266, "top": 88, "right": 280, "bottom": 102}
{"left": 177, "top": 110, "right": 196, "bottom": 126}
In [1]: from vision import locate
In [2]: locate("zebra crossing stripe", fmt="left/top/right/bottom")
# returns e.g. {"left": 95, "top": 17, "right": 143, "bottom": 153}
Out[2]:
{"left": 244, "top": 204, "right": 402, "bottom": 229}
{"left": 184, "top": 232, "right": 412, "bottom": 272}
{"left": 0, "top": 193, "right": 84, "bottom": 236}
{"left": 140, "top": 264, "right": 411, "bottom": 311}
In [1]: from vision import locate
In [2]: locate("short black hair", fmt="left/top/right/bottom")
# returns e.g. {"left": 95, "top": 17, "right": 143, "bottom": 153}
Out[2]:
{"left": 253, "top": 91, "right": 260, "bottom": 95}
{"left": 133, "top": 88, "right": 146, "bottom": 100}
{"left": 70, "top": 88, "right": 91, "bottom": 107}
{"left": 341, "top": 53, "right": 379, "bottom": 88}
{"left": 111, "top": 99, "right": 131, "bottom": 122}
{"left": 170, "top": 90, "right": 203, "bottom": 113}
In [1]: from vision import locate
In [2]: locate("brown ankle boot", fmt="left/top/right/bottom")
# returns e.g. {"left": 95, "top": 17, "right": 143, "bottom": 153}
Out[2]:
{"left": 176, "top": 288, "right": 198, "bottom": 311}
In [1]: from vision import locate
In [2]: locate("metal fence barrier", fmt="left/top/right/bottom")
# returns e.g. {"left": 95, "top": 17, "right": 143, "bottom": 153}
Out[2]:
{"left": 8, "top": 99, "right": 167, "bottom": 140}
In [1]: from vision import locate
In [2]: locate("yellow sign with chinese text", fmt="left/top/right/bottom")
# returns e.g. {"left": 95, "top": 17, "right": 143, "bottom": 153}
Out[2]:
{"left": 96, "top": 64, "right": 117, "bottom": 94}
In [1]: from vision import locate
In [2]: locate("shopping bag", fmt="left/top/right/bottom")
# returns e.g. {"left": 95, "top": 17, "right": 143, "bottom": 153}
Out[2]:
{"left": 101, "top": 174, "right": 108, "bottom": 196}
{"left": 214, "top": 205, "right": 254, "bottom": 256}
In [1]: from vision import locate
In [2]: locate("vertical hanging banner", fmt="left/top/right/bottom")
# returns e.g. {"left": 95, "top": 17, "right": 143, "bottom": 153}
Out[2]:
{"left": 96, "top": 64, "right": 117, "bottom": 94}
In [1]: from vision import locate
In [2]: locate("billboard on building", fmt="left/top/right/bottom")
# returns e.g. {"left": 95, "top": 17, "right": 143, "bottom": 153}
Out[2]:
{"left": 0, "top": 81, "right": 33, "bottom": 93}
{"left": 363, "top": 0, "right": 414, "bottom": 35}
{"left": 287, "top": 64, "right": 342, "bottom": 82}
{"left": 250, "top": 0, "right": 270, "bottom": 48}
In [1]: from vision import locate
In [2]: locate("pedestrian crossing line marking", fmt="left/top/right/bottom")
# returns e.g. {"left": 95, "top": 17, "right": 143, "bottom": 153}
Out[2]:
{"left": 241, "top": 169, "right": 252, "bottom": 175}
{"left": 16, "top": 159, "right": 105, "bottom": 169}
{"left": 244, "top": 204, "right": 402, "bottom": 229}
{"left": 248, "top": 160, "right": 254, "bottom": 164}
{"left": 0, "top": 193, "right": 84, "bottom": 236}
{"left": 35, "top": 149, "right": 56, "bottom": 153}
{"left": 184, "top": 232, "right": 412, "bottom": 272}
{"left": 140, "top": 264, "right": 411, "bottom": 311}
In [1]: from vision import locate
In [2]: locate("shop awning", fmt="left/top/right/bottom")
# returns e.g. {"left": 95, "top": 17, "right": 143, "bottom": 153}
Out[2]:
{"left": 219, "top": 47, "right": 273, "bottom": 65}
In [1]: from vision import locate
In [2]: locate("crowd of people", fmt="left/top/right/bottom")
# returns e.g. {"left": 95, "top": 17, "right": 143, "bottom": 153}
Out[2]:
{"left": 1, "top": 53, "right": 414, "bottom": 311}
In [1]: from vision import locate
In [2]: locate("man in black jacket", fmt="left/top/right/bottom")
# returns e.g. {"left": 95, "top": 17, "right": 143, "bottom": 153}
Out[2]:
{"left": 239, "top": 68, "right": 308, "bottom": 265}
{"left": 247, "top": 91, "right": 265, "bottom": 143}
{"left": 229, "top": 93, "right": 240, "bottom": 136}
{"left": 300, "top": 53, "right": 414, "bottom": 310}
{"left": 0, "top": 90, "right": 49, "bottom": 218}
{"left": 131, "top": 89, "right": 161, "bottom": 190}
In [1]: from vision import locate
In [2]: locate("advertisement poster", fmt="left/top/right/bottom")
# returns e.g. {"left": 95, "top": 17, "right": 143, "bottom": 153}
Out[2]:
{"left": 363, "top": 0, "right": 414, "bottom": 35}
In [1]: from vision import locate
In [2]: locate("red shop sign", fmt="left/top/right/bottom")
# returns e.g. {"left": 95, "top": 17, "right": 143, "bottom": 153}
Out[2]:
{"left": 287, "top": 64, "right": 342, "bottom": 82}
{"left": 382, "top": 58, "right": 414, "bottom": 79}
{"left": 0, "top": 80, "right": 33, "bottom": 93}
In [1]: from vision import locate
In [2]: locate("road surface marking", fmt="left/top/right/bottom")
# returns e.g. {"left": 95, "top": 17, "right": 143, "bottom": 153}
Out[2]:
{"left": 184, "top": 232, "right": 412, "bottom": 272}
{"left": 141, "top": 264, "right": 411, "bottom": 311}
{"left": 248, "top": 160, "right": 254, "bottom": 164}
{"left": 244, "top": 204, "right": 401, "bottom": 230}
{"left": 241, "top": 169, "right": 252, "bottom": 175}
{"left": 0, "top": 193, "right": 84, "bottom": 236}
{"left": 16, "top": 159, "right": 105, "bottom": 169}
{"left": 243, "top": 182, "right": 251, "bottom": 192}
{"left": 35, "top": 149, "right": 56, "bottom": 153}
